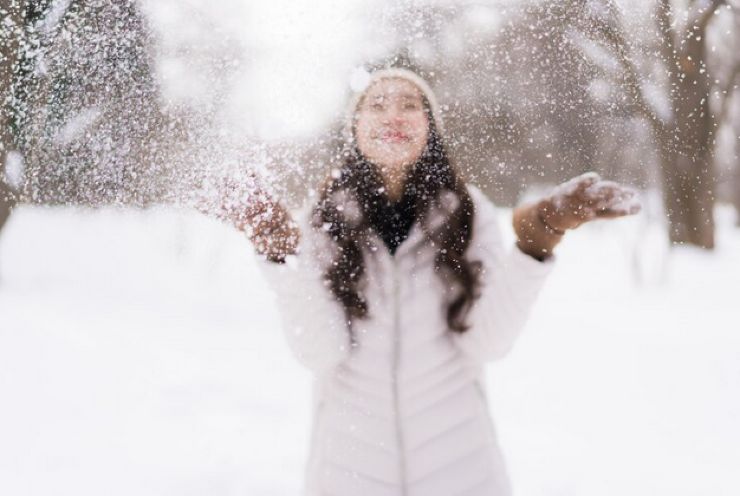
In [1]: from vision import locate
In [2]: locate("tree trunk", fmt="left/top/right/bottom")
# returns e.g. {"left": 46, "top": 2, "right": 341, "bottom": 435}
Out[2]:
{"left": 0, "top": 0, "right": 22, "bottom": 236}
{"left": 658, "top": 6, "right": 719, "bottom": 249}
{"left": 659, "top": 144, "right": 716, "bottom": 248}
{"left": 734, "top": 136, "right": 740, "bottom": 226}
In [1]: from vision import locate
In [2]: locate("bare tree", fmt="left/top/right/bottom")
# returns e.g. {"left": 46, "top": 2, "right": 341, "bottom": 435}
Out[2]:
{"left": 0, "top": 0, "right": 24, "bottom": 237}
{"left": 718, "top": 9, "right": 740, "bottom": 224}
{"left": 19, "top": 0, "right": 172, "bottom": 206}
{"left": 576, "top": 0, "right": 734, "bottom": 248}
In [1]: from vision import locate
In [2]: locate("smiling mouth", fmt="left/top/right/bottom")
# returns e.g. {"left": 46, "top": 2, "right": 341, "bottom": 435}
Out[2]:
{"left": 379, "top": 131, "right": 410, "bottom": 142}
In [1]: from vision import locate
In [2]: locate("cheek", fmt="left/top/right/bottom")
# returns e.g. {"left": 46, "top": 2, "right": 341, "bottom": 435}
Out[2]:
{"left": 355, "top": 121, "right": 380, "bottom": 158}
{"left": 355, "top": 117, "right": 377, "bottom": 145}
{"left": 411, "top": 114, "right": 429, "bottom": 138}
{"left": 355, "top": 118, "right": 373, "bottom": 141}
{"left": 355, "top": 120, "right": 369, "bottom": 135}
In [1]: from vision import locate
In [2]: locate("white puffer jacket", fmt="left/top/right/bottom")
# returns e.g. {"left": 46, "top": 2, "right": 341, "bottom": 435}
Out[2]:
{"left": 260, "top": 185, "right": 554, "bottom": 496}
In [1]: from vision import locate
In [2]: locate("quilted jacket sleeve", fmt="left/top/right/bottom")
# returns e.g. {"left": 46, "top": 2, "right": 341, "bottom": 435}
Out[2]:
{"left": 257, "top": 206, "right": 351, "bottom": 375}
{"left": 452, "top": 185, "right": 555, "bottom": 363}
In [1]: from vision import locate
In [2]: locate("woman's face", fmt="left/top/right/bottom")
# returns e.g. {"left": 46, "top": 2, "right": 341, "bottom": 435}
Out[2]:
{"left": 354, "top": 78, "right": 430, "bottom": 179}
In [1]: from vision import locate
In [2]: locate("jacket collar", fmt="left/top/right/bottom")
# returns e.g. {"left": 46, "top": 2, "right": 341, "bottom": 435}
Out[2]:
{"left": 365, "top": 213, "right": 428, "bottom": 260}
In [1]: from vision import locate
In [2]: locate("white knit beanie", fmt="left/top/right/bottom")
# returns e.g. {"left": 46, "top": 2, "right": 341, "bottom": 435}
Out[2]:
{"left": 343, "top": 67, "right": 445, "bottom": 145}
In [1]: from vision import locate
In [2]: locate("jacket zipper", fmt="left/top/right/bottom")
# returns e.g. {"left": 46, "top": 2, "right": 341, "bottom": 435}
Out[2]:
{"left": 391, "top": 255, "right": 408, "bottom": 495}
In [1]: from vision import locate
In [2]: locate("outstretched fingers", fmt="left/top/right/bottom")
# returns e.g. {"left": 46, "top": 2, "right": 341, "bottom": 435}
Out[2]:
{"left": 550, "top": 171, "right": 600, "bottom": 210}
{"left": 546, "top": 172, "right": 642, "bottom": 231}
{"left": 586, "top": 181, "right": 642, "bottom": 218}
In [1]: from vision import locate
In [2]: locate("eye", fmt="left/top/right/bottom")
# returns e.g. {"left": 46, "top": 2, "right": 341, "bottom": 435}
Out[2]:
{"left": 369, "top": 101, "right": 385, "bottom": 111}
{"left": 402, "top": 100, "right": 421, "bottom": 110}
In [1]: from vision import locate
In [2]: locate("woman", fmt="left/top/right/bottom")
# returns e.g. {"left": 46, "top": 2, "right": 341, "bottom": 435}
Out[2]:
{"left": 231, "top": 68, "right": 639, "bottom": 495}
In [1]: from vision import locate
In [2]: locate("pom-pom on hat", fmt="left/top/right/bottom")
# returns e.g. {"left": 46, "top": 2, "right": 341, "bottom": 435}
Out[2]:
{"left": 344, "top": 67, "right": 446, "bottom": 145}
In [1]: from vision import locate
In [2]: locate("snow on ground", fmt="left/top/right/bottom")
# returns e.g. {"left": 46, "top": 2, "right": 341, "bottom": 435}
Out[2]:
{"left": 0, "top": 203, "right": 738, "bottom": 495}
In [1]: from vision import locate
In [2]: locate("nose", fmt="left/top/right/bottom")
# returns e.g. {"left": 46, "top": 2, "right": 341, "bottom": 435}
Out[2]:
{"left": 382, "top": 109, "right": 406, "bottom": 127}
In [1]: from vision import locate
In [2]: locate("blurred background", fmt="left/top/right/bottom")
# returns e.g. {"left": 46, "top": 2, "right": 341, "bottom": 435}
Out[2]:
{"left": 0, "top": 0, "right": 738, "bottom": 495}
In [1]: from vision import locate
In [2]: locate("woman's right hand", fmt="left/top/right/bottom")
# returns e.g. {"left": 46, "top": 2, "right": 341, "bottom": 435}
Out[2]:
{"left": 242, "top": 193, "right": 300, "bottom": 263}
{"left": 215, "top": 174, "right": 301, "bottom": 263}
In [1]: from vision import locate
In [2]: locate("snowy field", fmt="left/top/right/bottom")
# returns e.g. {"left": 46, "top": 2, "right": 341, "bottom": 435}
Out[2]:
{"left": 1, "top": 202, "right": 739, "bottom": 496}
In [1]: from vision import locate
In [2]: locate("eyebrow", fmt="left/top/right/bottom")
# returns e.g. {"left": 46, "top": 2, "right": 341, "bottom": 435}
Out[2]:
{"left": 368, "top": 92, "right": 421, "bottom": 101}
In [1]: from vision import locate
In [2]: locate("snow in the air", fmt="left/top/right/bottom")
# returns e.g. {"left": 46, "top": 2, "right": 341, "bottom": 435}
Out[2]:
{"left": 1, "top": 0, "right": 739, "bottom": 494}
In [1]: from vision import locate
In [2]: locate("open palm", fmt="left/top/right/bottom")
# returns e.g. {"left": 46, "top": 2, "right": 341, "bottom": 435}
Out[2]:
{"left": 538, "top": 172, "right": 641, "bottom": 233}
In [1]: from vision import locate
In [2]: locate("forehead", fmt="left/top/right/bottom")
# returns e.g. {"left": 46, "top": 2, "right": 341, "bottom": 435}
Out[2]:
{"left": 361, "top": 77, "right": 424, "bottom": 102}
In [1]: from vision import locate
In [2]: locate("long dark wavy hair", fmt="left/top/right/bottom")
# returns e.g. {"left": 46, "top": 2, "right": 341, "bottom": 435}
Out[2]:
{"left": 313, "top": 96, "right": 482, "bottom": 333}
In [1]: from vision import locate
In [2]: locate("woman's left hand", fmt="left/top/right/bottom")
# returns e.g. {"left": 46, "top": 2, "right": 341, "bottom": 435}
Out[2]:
{"left": 537, "top": 172, "right": 641, "bottom": 232}
{"left": 513, "top": 172, "right": 641, "bottom": 260}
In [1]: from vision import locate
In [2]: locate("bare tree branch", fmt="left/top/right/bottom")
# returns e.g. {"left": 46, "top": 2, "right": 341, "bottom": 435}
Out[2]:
{"left": 692, "top": 0, "right": 727, "bottom": 32}
{"left": 717, "top": 62, "right": 740, "bottom": 126}
{"left": 575, "top": 0, "right": 667, "bottom": 135}
{"left": 656, "top": 0, "right": 679, "bottom": 82}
